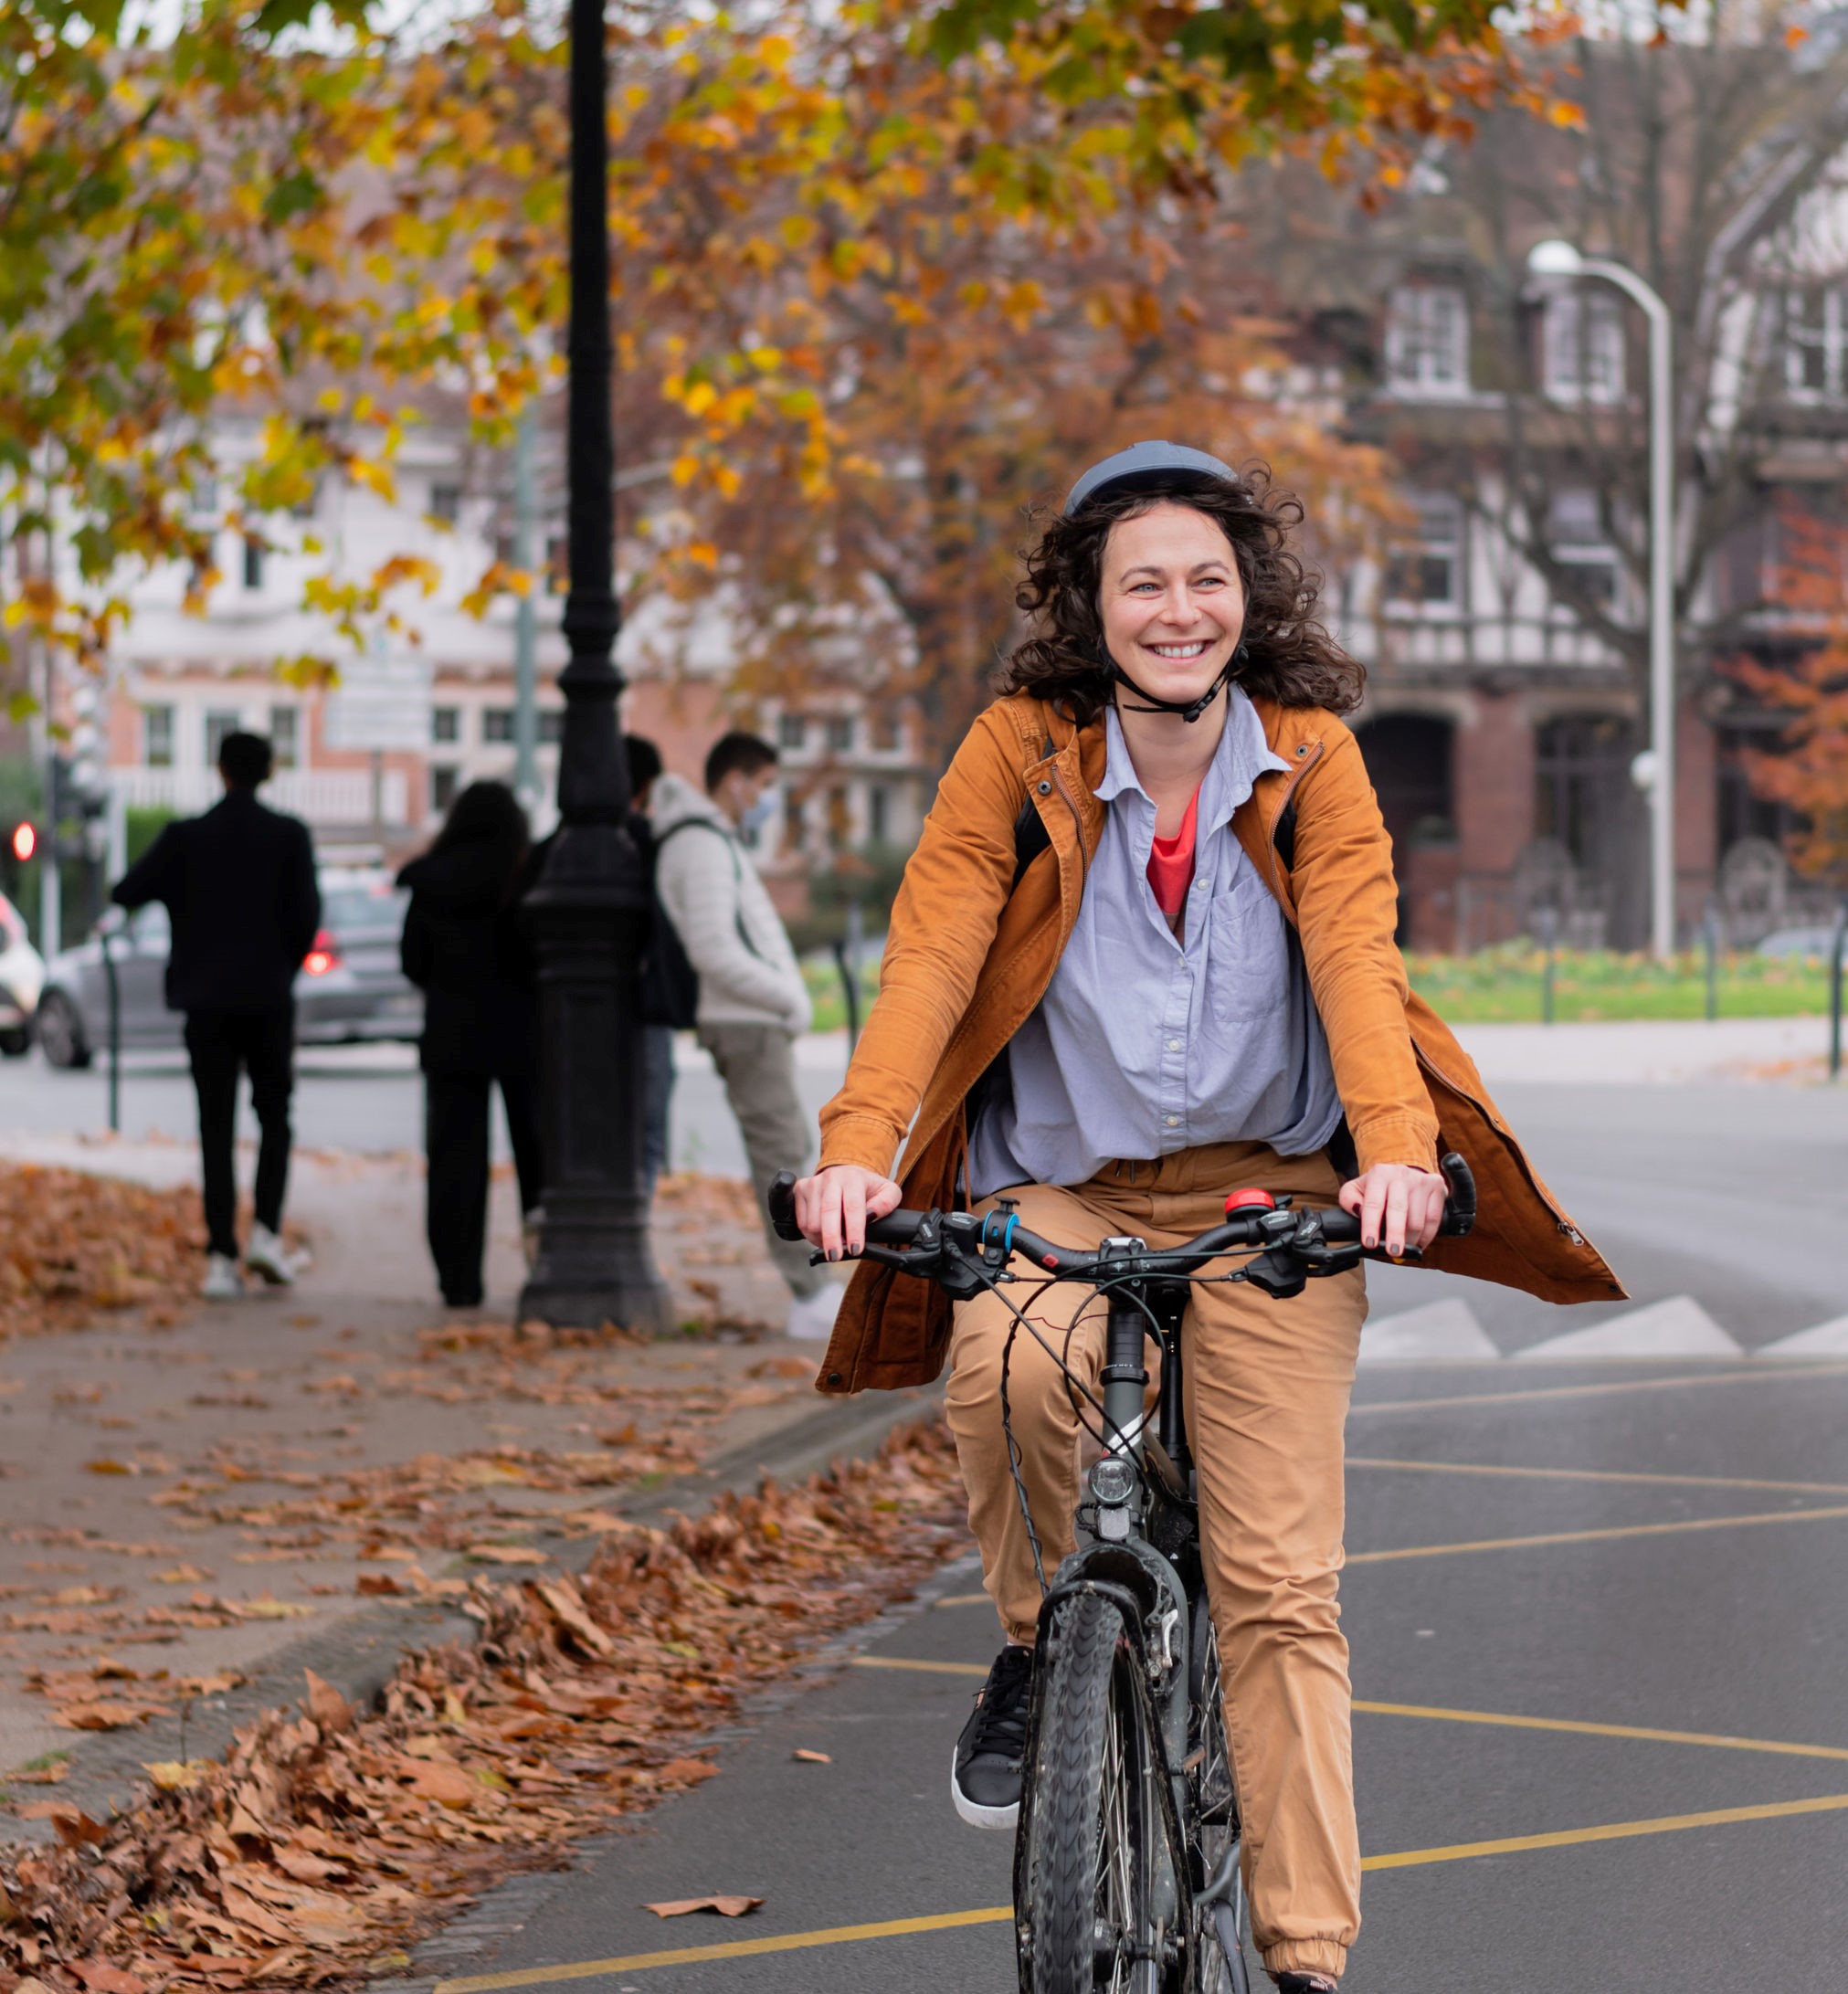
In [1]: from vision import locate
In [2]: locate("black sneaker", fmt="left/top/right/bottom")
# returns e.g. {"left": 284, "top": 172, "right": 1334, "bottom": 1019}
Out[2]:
{"left": 951, "top": 1643, "right": 1032, "bottom": 1830}
{"left": 1273, "top": 1976, "right": 1338, "bottom": 1992}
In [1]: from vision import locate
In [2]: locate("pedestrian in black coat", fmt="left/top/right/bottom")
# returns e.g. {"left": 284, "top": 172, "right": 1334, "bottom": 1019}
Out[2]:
{"left": 396, "top": 782, "right": 544, "bottom": 1309}
{"left": 112, "top": 730, "right": 319, "bottom": 1299}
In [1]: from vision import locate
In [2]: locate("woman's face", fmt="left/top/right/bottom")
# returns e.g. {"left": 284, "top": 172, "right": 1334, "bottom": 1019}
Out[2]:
{"left": 1096, "top": 501, "right": 1245, "bottom": 709}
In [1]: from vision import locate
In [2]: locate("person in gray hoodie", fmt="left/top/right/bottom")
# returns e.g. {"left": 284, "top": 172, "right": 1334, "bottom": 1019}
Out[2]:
{"left": 650, "top": 732, "right": 836, "bottom": 1338}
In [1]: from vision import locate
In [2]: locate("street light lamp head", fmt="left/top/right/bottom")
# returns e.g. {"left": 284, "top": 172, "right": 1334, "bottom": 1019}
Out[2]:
{"left": 1527, "top": 238, "right": 1585, "bottom": 279}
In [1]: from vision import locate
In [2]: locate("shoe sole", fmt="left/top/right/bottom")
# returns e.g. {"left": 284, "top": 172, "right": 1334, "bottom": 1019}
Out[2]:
{"left": 949, "top": 1744, "right": 1019, "bottom": 1830}
{"left": 244, "top": 1259, "right": 294, "bottom": 1287}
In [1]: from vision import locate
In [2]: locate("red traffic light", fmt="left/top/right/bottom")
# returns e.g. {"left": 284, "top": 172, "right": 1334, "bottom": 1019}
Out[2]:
{"left": 8, "top": 821, "right": 35, "bottom": 863}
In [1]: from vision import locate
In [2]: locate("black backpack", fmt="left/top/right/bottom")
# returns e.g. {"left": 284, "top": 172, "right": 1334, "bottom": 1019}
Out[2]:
{"left": 639, "top": 818, "right": 766, "bottom": 1030}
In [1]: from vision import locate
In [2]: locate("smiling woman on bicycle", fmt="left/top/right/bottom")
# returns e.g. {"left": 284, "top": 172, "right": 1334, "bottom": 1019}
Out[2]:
{"left": 789, "top": 441, "right": 1619, "bottom": 1992}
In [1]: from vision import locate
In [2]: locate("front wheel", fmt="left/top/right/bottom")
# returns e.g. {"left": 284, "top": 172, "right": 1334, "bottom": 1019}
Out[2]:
{"left": 1018, "top": 1591, "right": 1182, "bottom": 1993}
{"left": 35, "top": 991, "right": 90, "bottom": 1070}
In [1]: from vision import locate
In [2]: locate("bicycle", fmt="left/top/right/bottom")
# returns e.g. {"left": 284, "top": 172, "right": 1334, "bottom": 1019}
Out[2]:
{"left": 769, "top": 1153, "right": 1476, "bottom": 1994}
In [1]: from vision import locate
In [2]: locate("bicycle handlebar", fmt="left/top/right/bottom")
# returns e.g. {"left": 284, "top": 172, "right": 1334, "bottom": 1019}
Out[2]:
{"left": 766, "top": 1152, "right": 1476, "bottom": 1282}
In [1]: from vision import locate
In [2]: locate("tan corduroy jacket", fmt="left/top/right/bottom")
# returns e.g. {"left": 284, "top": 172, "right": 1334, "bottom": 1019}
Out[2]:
{"left": 812, "top": 691, "right": 1624, "bottom": 1394}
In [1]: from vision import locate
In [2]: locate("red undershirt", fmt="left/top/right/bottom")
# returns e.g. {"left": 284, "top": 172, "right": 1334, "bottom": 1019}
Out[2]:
{"left": 1146, "top": 784, "right": 1201, "bottom": 925}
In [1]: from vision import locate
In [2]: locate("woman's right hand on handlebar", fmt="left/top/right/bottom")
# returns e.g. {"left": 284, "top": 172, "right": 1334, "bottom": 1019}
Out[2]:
{"left": 793, "top": 1165, "right": 903, "bottom": 1261}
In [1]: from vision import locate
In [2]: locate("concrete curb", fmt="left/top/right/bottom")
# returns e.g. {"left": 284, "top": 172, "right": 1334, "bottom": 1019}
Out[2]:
{"left": 1, "top": 1381, "right": 944, "bottom": 1843}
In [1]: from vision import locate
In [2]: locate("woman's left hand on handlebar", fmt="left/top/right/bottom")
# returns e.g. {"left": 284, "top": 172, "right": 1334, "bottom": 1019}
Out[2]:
{"left": 1338, "top": 1163, "right": 1449, "bottom": 1258}
{"left": 792, "top": 1164, "right": 903, "bottom": 1261}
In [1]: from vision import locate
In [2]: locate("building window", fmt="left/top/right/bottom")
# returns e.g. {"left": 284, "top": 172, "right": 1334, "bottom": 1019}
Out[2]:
{"left": 242, "top": 537, "right": 264, "bottom": 590}
{"left": 1785, "top": 289, "right": 1848, "bottom": 403}
{"left": 483, "top": 706, "right": 562, "bottom": 744}
{"left": 778, "top": 712, "right": 806, "bottom": 751}
{"left": 1548, "top": 488, "right": 1621, "bottom": 609}
{"left": 870, "top": 712, "right": 903, "bottom": 753}
{"left": 783, "top": 791, "right": 806, "bottom": 850}
{"left": 825, "top": 714, "right": 855, "bottom": 754}
{"left": 1543, "top": 291, "right": 1625, "bottom": 405}
{"left": 827, "top": 785, "right": 850, "bottom": 849}
{"left": 143, "top": 705, "right": 174, "bottom": 769}
{"left": 269, "top": 705, "right": 299, "bottom": 769}
{"left": 545, "top": 533, "right": 569, "bottom": 593}
{"left": 1385, "top": 286, "right": 1469, "bottom": 397}
{"left": 432, "top": 706, "right": 460, "bottom": 744}
{"left": 1385, "top": 494, "right": 1464, "bottom": 609}
{"left": 205, "top": 709, "right": 241, "bottom": 766}
{"left": 430, "top": 765, "right": 460, "bottom": 814}
{"left": 868, "top": 782, "right": 890, "bottom": 846}
{"left": 428, "top": 483, "right": 462, "bottom": 525}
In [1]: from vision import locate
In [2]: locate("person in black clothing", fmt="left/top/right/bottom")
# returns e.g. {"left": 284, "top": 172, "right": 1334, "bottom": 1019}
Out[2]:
{"left": 626, "top": 733, "right": 676, "bottom": 1195}
{"left": 397, "top": 782, "right": 544, "bottom": 1309}
{"left": 112, "top": 731, "right": 320, "bottom": 1299}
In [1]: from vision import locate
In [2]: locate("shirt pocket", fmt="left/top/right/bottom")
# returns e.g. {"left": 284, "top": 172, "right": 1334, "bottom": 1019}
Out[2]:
{"left": 1199, "top": 863, "right": 1290, "bottom": 1036}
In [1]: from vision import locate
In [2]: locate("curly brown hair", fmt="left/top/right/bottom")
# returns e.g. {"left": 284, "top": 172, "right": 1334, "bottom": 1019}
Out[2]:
{"left": 996, "top": 465, "right": 1365, "bottom": 724}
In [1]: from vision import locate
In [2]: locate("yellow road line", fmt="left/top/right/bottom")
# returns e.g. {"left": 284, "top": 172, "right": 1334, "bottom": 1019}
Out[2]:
{"left": 1349, "top": 1361, "right": 1848, "bottom": 1419}
{"left": 1352, "top": 1699, "right": 1848, "bottom": 1764}
{"left": 433, "top": 1793, "right": 1848, "bottom": 1990}
{"left": 1346, "top": 1501, "right": 1848, "bottom": 1565}
{"left": 1359, "top": 1791, "right": 1848, "bottom": 1871}
{"left": 432, "top": 1907, "right": 1014, "bottom": 1991}
{"left": 853, "top": 1655, "right": 987, "bottom": 1677}
{"left": 860, "top": 1663, "right": 1848, "bottom": 1765}
{"left": 1347, "top": 1455, "right": 1848, "bottom": 1498}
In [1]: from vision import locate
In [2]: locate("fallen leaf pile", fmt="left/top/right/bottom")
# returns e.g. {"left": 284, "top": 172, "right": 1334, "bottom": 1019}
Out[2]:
{"left": 0, "top": 1166, "right": 202, "bottom": 1341}
{"left": 0, "top": 1416, "right": 968, "bottom": 1990}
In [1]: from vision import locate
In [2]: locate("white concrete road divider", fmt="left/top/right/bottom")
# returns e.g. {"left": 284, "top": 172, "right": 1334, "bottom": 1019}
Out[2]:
{"left": 1358, "top": 1299, "right": 1499, "bottom": 1365}
{"left": 1515, "top": 1295, "right": 1743, "bottom": 1362}
{"left": 1754, "top": 1316, "right": 1848, "bottom": 1360}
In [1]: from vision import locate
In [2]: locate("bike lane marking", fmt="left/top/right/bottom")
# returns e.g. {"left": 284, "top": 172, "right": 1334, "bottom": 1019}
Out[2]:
{"left": 1345, "top": 1500, "right": 1848, "bottom": 1564}
{"left": 429, "top": 1795, "right": 1848, "bottom": 1991}
{"left": 1350, "top": 1699, "right": 1848, "bottom": 1763}
{"left": 1349, "top": 1360, "right": 1848, "bottom": 1419}
{"left": 855, "top": 1657, "right": 1848, "bottom": 1763}
{"left": 1346, "top": 1455, "right": 1848, "bottom": 1498}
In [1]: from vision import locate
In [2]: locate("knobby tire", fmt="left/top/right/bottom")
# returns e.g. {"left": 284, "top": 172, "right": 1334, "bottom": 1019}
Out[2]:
{"left": 1023, "top": 1591, "right": 1161, "bottom": 1994}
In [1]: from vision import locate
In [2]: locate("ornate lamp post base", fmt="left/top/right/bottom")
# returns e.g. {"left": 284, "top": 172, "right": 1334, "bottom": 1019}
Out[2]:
{"left": 518, "top": 825, "right": 673, "bottom": 1334}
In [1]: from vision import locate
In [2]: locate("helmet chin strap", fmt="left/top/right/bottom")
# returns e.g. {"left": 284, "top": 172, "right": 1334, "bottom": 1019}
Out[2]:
{"left": 1106, "top": 645, "right": 1244, "bottom": 725}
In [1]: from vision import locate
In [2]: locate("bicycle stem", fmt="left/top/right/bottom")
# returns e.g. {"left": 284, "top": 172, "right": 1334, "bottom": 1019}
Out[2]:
{"left": 1099, "top": 1239, "right": 1151, "bottom": 1461}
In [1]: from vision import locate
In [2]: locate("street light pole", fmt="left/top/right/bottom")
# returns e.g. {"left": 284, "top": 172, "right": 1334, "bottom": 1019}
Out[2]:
{"left": 1527, "top": 239, "right": 1678, "bottom": 958}
{"left": 517, "top": 0, "right": 672, "bottom": 1332}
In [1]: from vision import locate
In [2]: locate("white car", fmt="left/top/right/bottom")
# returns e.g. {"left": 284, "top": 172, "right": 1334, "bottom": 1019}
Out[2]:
{"left": 0, "top": 891, "right": 45, "bottom": 1058}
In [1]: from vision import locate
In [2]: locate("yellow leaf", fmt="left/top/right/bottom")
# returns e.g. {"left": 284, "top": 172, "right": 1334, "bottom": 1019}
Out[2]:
{"left": 671, "top": 454, "right": 701, "bottom": 487}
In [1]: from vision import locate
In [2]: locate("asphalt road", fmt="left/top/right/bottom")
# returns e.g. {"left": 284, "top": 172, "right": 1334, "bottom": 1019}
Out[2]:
{"left": 387, "top": 1077, "right": 1848, "bottom": 1994}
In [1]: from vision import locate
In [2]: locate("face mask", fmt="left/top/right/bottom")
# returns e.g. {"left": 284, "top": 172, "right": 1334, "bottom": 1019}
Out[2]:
{"left": 740, "top": 787, "right": 779, "bottom": 836}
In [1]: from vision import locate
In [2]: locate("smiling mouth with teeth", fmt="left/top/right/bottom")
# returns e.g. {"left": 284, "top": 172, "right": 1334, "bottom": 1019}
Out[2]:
{"left": 1147, "top": 641, "right": 1210, "bottom": 657}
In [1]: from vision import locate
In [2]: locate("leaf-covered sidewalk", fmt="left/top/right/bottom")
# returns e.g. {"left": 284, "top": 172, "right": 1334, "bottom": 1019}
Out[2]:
{"left": 0, "top": 1153, "right": 856, "bottom": 1818}
{"left": 0, "top": 1419, "right": 967, "bottom": 1992}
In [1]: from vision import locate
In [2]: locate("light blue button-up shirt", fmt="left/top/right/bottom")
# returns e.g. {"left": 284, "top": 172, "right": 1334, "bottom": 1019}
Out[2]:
{"left": 966, "top": 691, "right": 1344, "bottom": 1197}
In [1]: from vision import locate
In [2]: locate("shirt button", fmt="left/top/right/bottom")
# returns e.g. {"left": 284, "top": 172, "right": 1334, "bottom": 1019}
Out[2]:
{"left": 1167, "top": 1039, "right": 1182, "bottom": 1051}
{"left": 1165, "top": 1114, "right": 1179, "bottom": 1127}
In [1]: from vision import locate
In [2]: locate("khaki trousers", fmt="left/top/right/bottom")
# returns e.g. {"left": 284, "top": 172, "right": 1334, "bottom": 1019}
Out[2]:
{"left": 945, "top": 1141, "right": 1366, "bottom": 1982}
{"left": 697, "top": 1022, "right": 823, "bottom": 1301}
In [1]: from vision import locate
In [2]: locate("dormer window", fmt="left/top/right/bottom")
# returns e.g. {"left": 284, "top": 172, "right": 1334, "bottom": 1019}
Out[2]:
{"left": 1543, "top": 291, "right": 1625, "bottom": 405}
{"left": 1385, "top": 286, "right": 1469, "bottom": 397}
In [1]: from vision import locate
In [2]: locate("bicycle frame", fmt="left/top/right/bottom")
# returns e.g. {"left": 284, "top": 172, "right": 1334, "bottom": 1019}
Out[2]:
{"left": 1011, "top": 1248, "right": 1228, "bottom": 1994}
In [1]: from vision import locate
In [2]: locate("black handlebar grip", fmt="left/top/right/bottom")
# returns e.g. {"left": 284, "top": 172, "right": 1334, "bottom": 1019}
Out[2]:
{"left": 767, "top": 1170, "right": 805, "bottom": 1242}
{"left": 1437, "top": 1151, "right": 1477, "bottom": 1238}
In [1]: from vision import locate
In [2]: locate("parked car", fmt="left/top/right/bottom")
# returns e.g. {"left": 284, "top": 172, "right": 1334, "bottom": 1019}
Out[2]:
{"left": 34, "top": 869, "right": 422, "bottom": 1069}
{"left": 0, "top": 891, "right": 44, "bottom": 1058}
{"left": 1757, "top": 923, "right": 1845, "bottom": 962}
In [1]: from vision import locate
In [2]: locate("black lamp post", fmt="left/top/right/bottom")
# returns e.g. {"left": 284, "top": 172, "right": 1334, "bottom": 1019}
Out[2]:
{"left": 517, "top": 0, "right": 672, "bottom": 1333}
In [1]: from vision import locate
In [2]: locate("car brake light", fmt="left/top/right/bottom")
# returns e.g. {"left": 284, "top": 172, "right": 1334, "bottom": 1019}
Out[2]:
{"left": 303, "top": 929, "right": 341, "bottom": 976}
